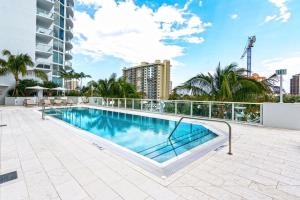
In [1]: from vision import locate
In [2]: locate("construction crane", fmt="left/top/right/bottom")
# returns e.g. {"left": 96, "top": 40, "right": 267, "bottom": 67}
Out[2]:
{"left": 241, "top": 36, "right": 256, "bottom": 77}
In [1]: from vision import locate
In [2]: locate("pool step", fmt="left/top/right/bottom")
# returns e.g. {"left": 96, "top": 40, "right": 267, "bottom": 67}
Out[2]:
{"left": 138, "top": 129, "right": 213, "bottom": 161}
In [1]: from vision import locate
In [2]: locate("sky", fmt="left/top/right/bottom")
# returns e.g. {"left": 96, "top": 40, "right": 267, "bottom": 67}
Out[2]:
{"left": 72, "top": 0, "right": 300, "bottom": 91}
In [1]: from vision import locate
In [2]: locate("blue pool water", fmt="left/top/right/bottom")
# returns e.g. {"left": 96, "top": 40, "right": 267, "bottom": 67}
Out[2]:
{"left": 44, "top": 107, "right": 218, "bottom": 163}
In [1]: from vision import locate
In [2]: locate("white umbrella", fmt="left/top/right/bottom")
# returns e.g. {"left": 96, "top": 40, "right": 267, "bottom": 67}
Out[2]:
{"left": 26, "top": 86, "right": 49, "bottom": 98}
{"left": 51, "top": 87, "right": 67, "bottom": 96}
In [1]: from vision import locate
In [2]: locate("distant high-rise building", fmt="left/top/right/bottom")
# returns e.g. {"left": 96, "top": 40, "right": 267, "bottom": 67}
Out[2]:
{"left": 0, "top": 0, "right": 74, "bottom": 104}
{"left": 123, "top": 60, "right": 171, "bottom": 99}
{"left": 64, "top": 79, "right": 78, "bottom": 91}
{"left": 290, "top": 74, "right": 300, "bottom": 95}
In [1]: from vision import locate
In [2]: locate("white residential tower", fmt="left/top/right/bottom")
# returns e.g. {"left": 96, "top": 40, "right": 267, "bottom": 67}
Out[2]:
{"left": 0, "top": 0, "right": 74, "bottom": 104}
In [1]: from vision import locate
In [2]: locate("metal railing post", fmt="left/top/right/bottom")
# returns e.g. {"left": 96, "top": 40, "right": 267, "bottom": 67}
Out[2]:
{"left": 141, "top": 99, "right": 143, "bottom": 111}
{"left": 209, "top": 102, "right": 212, "bottom": 119}
{"left": 118, "top": 99, "right": 120, "bottom": 108}
{"left": 260, "top": 104, "right": 263, "bottom": 125}
{"left": 106, "top": 98, "right": 108, "bottom": 107}
{"left": 175, "top": 101, "right": 177, "bottom": 115}
{"left": 150, "top": 100, "right": 153, "bottom": 112}
{"left": 125, "top": 98, "right": 127, "bottom": 109}
{"left": 231, "top": 103, "right": 235, "bottom": 121}
{"left": 132, "top": 99, "right": 134, "bottom": 109}
{"left": 190, "top": 101, "right": 193, "bottom": 116}
{"left": 42, "top": 105, "right": 45, "bottom": 120}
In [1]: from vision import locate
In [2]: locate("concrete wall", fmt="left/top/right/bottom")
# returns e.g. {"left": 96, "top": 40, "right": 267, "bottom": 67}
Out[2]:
{"left": 0, "top": 0, "right": 36, "bottom": 104}
{"left": 263, "top": 103, "right": 300, "bottom": 130}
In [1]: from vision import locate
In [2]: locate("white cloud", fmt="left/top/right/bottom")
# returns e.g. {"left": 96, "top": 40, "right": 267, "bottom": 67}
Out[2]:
{"left": 74, "top": 0, "right": 211, "bottom": 65}
{"left": 257, "top": 53, "right": 300, "bottom": 91}
{"left": 230, "top": 14, "right": 239, "bottom": 20}
{"left": 265, "top": 0, "right": 291, "bottom": 23}
{"left": 183, "top": 37, "right": 205, "bottom": 44}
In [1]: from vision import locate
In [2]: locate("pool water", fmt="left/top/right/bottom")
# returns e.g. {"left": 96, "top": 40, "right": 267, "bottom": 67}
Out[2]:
{"left": 44, "top": 107, "right": 218, "bottom": 163}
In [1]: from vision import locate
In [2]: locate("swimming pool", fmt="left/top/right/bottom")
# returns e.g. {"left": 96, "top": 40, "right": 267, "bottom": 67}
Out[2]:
{"left": 44, "top": 107, "right": 226, "bottom": 175}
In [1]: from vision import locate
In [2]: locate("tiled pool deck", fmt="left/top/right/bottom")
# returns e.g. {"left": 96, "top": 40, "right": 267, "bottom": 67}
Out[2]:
{"left": 1, "top": 106, "right": 300, "bottom": 200}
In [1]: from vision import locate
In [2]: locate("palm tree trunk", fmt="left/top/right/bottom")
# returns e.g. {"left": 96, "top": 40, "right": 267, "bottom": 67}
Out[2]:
{"left": 13, "top": 75, "right": 19, "bottom": 97}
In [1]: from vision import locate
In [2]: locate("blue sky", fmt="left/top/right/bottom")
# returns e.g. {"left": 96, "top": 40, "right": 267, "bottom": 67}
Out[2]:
{"left": 73, "top": 0, "right": 300, "bottom": 90}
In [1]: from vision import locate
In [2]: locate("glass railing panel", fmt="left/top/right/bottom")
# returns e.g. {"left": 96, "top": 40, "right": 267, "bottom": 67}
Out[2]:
{"left": 126, "top": 99, "right": 133, "bottom": 109}
{"left": 177, "top": 101, "right": 191, "bottom": 115}
{"left": 234, "top": 103, "right": 261, "bottom": 124}
{"left": 133, "top": 99, "right": 141, "bottom": 110}
{"left": 112, "top": 99, "right": 118, "bottom": 107}
{"left": 152, "top": 100, "right": 160, "bottom": 112}
{"left": 162, "top": 101, "right": 175, "bottom": 114}
{"left": 141, "top": 100, "right": 151, "bottom": 112}
{"left": 107, "top": 98, "right": 114, "bottom": 107}
{"left": 119, "top": 99, "right": 125, "bottom": 108}
{"left": 36, "top": 44, "right": 52, "bottom": 53}
{"left": 211, "top": 103, "right": 232, "bottom": 120}
{"left": 192, "top": 102, "right": 210, "bottom": 117}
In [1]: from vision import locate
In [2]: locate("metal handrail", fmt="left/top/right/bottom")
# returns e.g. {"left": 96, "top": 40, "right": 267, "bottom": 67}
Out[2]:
{"left": 168, "top": 116, "right": 232, "bottom": 155}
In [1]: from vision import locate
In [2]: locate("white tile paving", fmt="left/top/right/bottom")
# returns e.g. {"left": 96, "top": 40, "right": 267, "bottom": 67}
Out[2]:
{"left": 1, "top": 107, "right": 300, "bottom": 200}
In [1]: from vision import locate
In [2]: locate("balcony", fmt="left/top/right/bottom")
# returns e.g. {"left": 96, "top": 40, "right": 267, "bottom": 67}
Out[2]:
{"left": 65, "top": 41, "right": 73, "bottom": 51}
{"left": 65, "top": 61, "right": 72, "bottom": 67}
{"left": 37, "top": 8, "right": 54, "bottom": 19}
{"left": 65, "top": 50, "right": 73, "bottom": 60}
{"left": 66, "top": 15, "right": 74, "bottom": 28}
{"left": 36, "top": 43, "right": 53, "bottom": 57}
{"left": 67, "top": 0, "right": 74, "bottom": 7}
{"left": 36, "top": 26, "right": 53, "bottom": 36}
{"left": 35, "top": 64, "right": 52, "bottom": 72}
{"left": 37, "top": 0, "right": 54, "bottom": 11}
{"left": 36, "top": 57, "right": 52, "bottom": 64}
{"left": 66, "top": 3, "right": 74, "bottom": 16}
{"left": 66, "top": 28, "right": 73, "bottom": 40}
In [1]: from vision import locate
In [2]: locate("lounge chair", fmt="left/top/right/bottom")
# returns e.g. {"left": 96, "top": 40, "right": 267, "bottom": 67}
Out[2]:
{"left": 66, "top": 99, "right": 74, "bottom": 106}
{"left": 53, "top": 99, "right": 62, "bottom": 106}
{"left": 41, "top": 99, "right": 52, "bottom": 107}
{"left": 23, "top": 99, "right": 36, "bottom": 107}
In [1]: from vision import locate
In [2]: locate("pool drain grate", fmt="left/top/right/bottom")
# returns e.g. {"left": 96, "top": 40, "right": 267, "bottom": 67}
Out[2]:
{"left": 0, "top": 171, "right": 18, "bottom": 184}
{"left": 92, "top": 143, "right": 104, "bottom": 150}
{"left": 215, "top": 145, "right": 227, "bottom": 152}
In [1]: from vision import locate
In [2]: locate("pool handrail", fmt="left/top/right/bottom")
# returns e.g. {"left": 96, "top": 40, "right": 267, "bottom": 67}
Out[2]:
{"left": 168, "top": 116, "right": 232, "bottom": 155}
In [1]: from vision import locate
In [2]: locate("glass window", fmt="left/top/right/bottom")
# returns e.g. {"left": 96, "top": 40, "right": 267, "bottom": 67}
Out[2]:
{"left": 54, "top": 2, "right": 59, "bottom": 12}
{"left": 60, "top": 16, "right": 64, "bottom": 28}
{"left": 53, "top": 39, "right": 59, "bottom": 51}
{"left": 59, "top": 40, "right": 64, "bottom": 52}
{"left": 53, "top": 52, "right": 59, "bottom": 63}
{"left": 60, "top": 0, "right": 64, "bottom": 5}
{"left": 59, "top": 28, "right": 64, "bottom": 40}
{"left": 53, "top": 26, "right": 59, "bottom": 38}
{"left": 52, "top": 64, "right": 59, "bottom": 76}
{"left": 60, "top": 4, "right": 64, "bottom": 16}
{"left": 59, "top": 53, "right": 63, "bottom": 64}
{"left": 54, "top": 14, "right": 59, "bottom": 26}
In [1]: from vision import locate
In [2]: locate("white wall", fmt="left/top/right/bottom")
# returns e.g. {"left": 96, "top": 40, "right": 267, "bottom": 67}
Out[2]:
{"left": 263, "top": 103, "right": 300, "bottom": 130}
{"left": 0, "top": 0, "right": 36, "bottom": 104}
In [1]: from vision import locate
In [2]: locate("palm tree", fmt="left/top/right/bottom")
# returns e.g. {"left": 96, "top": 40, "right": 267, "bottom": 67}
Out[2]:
{"left": 176, "top": 63, "right": 276, "bottom": 102}
{"left": 0, "top": 49, "right": 48, "bottom": 96}
{"left": 84, "top": 73, "right": 139, "bottom": 98}
{"left": 77, "top": 72, "right": 91, "bottom": 89}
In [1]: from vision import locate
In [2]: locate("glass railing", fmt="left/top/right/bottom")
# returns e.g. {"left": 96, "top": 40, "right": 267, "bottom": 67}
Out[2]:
{"left": 65, "top": 61, "right": 72, "bottom": 67}
{"left": 36, "top": 43, "right": 52, "bottom": 53}
{"left": 88, "top": 97, "right": 263, "bottom": 125}
{"left": 37, "top": 8, "right": 54, "bottom": 19}
{"left": 36, "top": 57, "right": 52, "bottom": 64}
{"left": 36, "top": 27, "right": 53, "bottom": 35}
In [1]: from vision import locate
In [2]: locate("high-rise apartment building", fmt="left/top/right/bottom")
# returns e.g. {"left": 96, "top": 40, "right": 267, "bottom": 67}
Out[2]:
{"left": 0, "top": 0, "right": 74, "bottom": 104}
{"left": 64, "top": 79, "right": 78, "bottom": 90}
{"left": 123, "top": 60, "right": 171, "bottom": 100}
{"left": 290, "top": 74, "right": 300, "bottom": 95}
